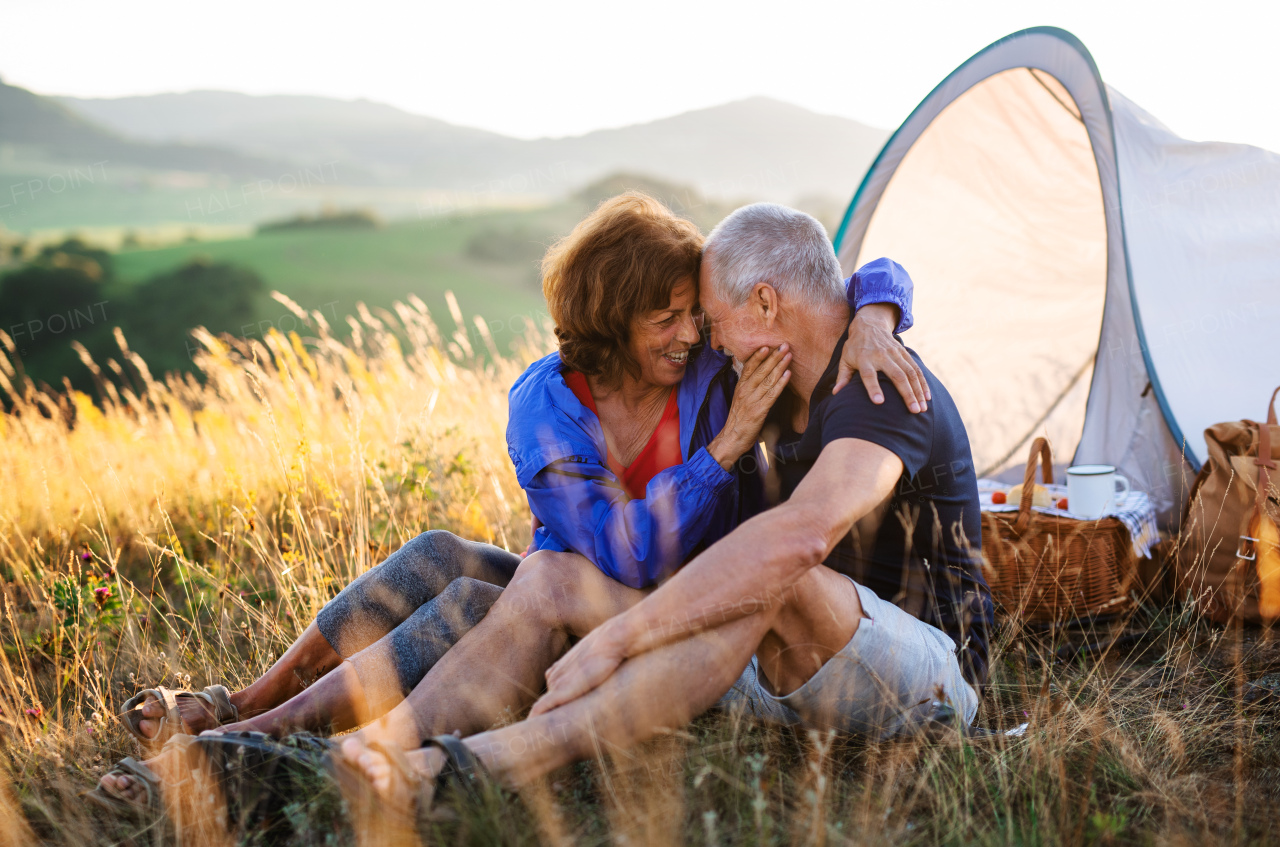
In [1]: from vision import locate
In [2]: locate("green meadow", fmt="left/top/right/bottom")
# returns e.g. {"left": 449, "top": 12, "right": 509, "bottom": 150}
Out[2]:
{"left": 110, "top": 212, "right": 558, "bottom": 353}
{"left": 0, "top": 174, "right": 733, "bottom": 393}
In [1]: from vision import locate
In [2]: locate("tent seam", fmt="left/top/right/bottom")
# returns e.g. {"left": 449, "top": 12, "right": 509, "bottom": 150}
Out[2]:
{"left": 1026, "top": 68, "right": 1084, "bottom": 124}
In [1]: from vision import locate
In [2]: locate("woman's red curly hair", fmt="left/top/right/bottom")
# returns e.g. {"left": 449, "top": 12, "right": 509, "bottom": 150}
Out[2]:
{"left": 541, "top": 192, "right": 703, "bottom": 386}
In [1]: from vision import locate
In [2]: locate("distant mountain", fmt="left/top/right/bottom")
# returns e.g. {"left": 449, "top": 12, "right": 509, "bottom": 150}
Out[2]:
{"left": 0, "top": 78, "right": 289, "bottom": 177}
{"left": 57, "top": 92, "right": 888, "bottom": 202}
{"left": 525, "top": 97, "right": 889, "bottom": 202}
{"left": 56, "top": 90, "right": 517, "bottom": 185}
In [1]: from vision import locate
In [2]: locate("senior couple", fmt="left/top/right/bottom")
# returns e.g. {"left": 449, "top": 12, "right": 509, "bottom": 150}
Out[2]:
{"left": 96, "top": 194, "right": 992, "bottom": 819}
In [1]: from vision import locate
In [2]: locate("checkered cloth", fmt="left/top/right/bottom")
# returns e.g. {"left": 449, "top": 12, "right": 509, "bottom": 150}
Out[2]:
{"left": 977, "top": 479, "right": 1160, "bottom": 560}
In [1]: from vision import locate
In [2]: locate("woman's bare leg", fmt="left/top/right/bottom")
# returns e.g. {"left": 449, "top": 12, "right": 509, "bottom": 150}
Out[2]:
{"left": 134, "top": 531, "right": 520, "bottom": 739}
{"left": 136, "top": 620, "right": 341, "bottom": 737}
{"left": 212, "top": 576, "right": 506, "bottom": 737}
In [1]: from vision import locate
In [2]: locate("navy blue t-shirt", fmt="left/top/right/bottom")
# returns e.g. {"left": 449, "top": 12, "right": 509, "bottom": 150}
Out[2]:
{"left": 767, "top": 332, "right": 994, "bottom": 687}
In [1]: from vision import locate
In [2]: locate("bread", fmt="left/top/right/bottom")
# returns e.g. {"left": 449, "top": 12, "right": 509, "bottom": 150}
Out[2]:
{"left": 1006, "top": 483, "right": 1052, "bottom": 508}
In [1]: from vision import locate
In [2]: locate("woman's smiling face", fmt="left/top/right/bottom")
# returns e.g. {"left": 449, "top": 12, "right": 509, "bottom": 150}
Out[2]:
{"left": 625, "top": 276, "right": 703, "bottom": 389}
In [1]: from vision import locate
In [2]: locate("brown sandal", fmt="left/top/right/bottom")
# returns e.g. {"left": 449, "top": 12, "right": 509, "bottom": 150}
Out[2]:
{"left": 85, "top": 756, "right": 164, "bottom": 817}
{"left": 120, "top": 684, "right": 238, "bottom": 747}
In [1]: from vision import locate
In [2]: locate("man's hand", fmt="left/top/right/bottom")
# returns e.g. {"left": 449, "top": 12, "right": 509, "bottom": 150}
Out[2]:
{"left": 833, "top": 303, "right": 930, "bottom": 412}
{"left": 530, "top": 623, "right": 626, "bottom": 716}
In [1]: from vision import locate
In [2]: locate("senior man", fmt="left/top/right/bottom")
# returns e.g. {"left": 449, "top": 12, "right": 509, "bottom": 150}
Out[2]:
{"left": 343, "top": 202, "right": 994, "bottom": 798}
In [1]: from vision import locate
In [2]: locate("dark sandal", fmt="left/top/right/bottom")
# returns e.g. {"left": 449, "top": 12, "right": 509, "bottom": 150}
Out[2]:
{"left": 85, "top": 757, "right": 164, "bottom": 817}
{"left": 916, "top": 703, "right": 1028, "bottom": 744}
{"left": 423, "top": 733, "right": 494, "bottom": 806}
{"left": 353, "top": 734, "right": 495, "bottom": 824}
{"left": 121, "top": 685, "right": 239, "bottom": 746}
{"left": 170, "top": 730, "right": 351, "bottom": 838}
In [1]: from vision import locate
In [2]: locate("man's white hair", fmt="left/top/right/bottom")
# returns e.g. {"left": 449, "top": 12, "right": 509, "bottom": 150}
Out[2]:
{"left": 703, "top": 203, "right": 844, "bottom": 308}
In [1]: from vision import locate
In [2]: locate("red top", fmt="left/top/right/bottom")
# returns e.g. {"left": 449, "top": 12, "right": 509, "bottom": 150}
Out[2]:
{"left": 565, "top": 371, "right": 683, "bottom": 500}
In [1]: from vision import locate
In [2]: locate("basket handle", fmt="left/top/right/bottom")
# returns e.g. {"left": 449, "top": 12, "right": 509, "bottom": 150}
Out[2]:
{"left": 1014, "top": 437, "right": 1054, "bottom": 535}
{"left": 1254, "top": 385, "right": 1279, "bottom": 520}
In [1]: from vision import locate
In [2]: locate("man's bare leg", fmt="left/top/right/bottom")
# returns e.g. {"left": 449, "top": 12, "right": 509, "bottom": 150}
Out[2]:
{"left": 350, "top": 550, "right": 647, "bottom": 751}
{"left": 345, "top": 566, "right": 862, "bottom": 793}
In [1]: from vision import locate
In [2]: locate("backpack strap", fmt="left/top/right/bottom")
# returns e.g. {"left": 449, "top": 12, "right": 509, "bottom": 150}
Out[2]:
{"left": 1239, "top": 386, "right": 1280, "bottom": 564}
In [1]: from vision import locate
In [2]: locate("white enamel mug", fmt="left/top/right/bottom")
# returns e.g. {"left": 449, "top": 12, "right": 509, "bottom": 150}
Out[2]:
{"left": 1066, "top": 465, "right": 1130, "bottom": 519}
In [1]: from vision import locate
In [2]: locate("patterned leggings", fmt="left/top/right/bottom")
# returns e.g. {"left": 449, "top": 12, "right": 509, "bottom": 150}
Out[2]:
{"left": 314, "top": 530, "right": 520, "bottom": 713}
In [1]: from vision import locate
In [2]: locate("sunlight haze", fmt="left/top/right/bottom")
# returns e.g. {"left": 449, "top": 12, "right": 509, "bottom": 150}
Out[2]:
{"left": 4, "top": 0, "right": 1278, "bottom": 151}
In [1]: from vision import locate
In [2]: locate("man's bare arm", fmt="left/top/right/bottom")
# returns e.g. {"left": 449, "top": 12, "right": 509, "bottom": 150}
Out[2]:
{"left": 532, "top": 439, "right": 903, "bottom": 715}
{"left": 610, "top": 438, "right": 901, "bottom": 655}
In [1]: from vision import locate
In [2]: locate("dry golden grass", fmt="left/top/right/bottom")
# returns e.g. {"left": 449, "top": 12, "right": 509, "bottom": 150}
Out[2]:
{"left": 1, "top": 293, "right": 1279, "bottom": 845}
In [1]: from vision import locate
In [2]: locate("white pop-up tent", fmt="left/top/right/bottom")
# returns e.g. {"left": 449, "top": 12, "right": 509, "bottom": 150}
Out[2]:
{"left": 834, "top": 26, "right": 1280, "bottom": 526}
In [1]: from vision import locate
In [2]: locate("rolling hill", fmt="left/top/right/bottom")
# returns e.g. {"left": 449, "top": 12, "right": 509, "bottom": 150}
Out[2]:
{"left": 58, "top": 91, "right": 888, "bottom": 202}
{"left": 56, "top": 90, "right": 517, "bottom": 186}
{"left": 0, "top": 78, "right": 288, "bottom": 177}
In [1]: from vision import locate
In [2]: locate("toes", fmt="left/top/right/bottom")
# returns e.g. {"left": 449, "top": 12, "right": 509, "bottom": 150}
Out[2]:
{"left": 361, "top": 758, "right": 391, "bottom": 792}
{"left": 341, "top": 740, "right": 393, "bottom": 793}
{"left": 373, "top": 771, "right": 391, "bottom": 793}
{"left": 340, "top": 738, "right": 365, "bottom": 766}
{"left": 356, "top": 750, "right": 383, "bottom": 775}
{"left": 105, "top": 774, "right": 137, "bottom": 799}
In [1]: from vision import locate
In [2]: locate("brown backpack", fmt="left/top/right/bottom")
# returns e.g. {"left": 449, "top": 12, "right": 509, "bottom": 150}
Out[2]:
{"left": 1176, "top": 386, "right": 1280, "bottom": 623}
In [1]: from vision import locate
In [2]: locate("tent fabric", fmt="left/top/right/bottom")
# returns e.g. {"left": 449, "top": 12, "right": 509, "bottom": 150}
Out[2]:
{"left": 851, "top": 66, "right": 1107, "bottom": 479}
{"left": 1098, "top": 89, "right": 1280, "bottom": 473}
{"left": 833, "top": 26, "right": 1279, "bottom": 526}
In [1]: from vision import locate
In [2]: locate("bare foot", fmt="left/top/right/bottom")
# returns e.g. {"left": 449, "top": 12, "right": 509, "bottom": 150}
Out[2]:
{"left": 339, "top": 713, "right": 422, "bottom": 757}
{"left": 340, "top": 737, "right": 445, "bottom": 804}
{"left": 98, "top": 771, "right": 149, "bottom": 803}
{"left": 136, "top": 693, "right": 221, "bottom": 739}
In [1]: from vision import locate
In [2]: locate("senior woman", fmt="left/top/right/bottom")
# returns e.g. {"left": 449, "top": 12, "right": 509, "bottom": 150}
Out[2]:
{"left": 101, "top": 193, "right": 919, "bottom": 811}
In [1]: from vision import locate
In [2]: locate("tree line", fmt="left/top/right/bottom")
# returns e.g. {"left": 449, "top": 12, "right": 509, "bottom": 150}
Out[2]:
{"left": 0, "top": 239, "right": 264, "bottom": 398}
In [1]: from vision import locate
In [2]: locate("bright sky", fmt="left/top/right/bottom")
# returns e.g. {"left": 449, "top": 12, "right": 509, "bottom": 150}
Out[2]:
{"left": 4, "top": 0, "right": 1278, "bottom": 151}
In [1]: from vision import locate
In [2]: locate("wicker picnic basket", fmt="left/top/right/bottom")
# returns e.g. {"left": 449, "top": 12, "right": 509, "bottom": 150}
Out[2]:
{"left": 981, "top": 438, "right": 1138, "bottom": 624}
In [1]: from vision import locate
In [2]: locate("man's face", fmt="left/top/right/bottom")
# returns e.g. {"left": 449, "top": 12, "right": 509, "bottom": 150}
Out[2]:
{"left": 701, "top": 260, "right": 783, "bottom": 372}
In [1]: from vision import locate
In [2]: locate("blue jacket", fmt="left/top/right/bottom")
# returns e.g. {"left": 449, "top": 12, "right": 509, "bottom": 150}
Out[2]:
{"left": 505, "top": 257, "right": 915, "bottom": 589}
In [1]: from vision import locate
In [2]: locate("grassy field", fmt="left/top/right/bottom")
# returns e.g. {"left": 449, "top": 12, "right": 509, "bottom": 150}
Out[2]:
{"left": 1, "top": 198, "right": 577, "bottom": 400}
{"left": 110, "top": 211, "right": 562, "bottom": 355}
{"left": 101, "top": 173, "right": 737, "bottom": 359}
{"left": 1, "top": 174, "right": 745, "bottom": 393}
{"left": 2, "top": 288, "right": 1280, "bottom": 845}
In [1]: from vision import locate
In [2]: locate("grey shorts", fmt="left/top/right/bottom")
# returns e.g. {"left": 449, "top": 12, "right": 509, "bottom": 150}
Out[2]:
{"left": 716, "top": 579, "right": 979, "bottom": 740}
